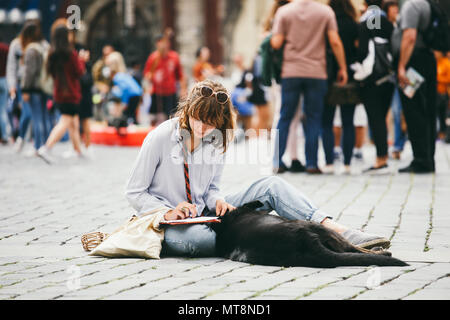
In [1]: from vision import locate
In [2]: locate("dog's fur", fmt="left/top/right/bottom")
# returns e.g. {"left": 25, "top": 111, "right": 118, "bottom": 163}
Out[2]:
{"left": 211, "top": 201, "right": 408, "bottom": 268}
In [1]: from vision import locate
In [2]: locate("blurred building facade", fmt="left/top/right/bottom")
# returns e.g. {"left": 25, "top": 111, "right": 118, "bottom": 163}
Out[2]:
{"left": 1, "top": 0, "right": 449, "bottom": 82}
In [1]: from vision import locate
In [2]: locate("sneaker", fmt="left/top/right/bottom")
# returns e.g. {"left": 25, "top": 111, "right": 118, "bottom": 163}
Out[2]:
{"left": 342, "top": 229, "right": 391, "bottom": 250}
{"left": 342, "top": 165, "right": 351, "bottom": 175}
{"left": 13, "top": 137, "right": 24, "bottom": 153}
{"left": 289, "top": 159, "right": 306, "bottom": 173}
{"left": 363, "top": 164, "right": 390, "bottom": 175}
{"left": 321, "top": 164, "right": 334, "bottom": 174}
{"left": 37, "top": 146, "right": 54, "bottom": 165}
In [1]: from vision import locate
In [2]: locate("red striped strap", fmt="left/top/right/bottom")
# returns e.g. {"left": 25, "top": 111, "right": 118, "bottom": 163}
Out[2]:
{"left": 181, "top": 139, "right": 193, "bottom": 204}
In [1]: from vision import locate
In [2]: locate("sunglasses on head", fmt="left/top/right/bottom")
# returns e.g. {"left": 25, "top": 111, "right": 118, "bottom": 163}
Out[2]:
{"left": 198, "top": 86, "right": 230, "bottom": 104}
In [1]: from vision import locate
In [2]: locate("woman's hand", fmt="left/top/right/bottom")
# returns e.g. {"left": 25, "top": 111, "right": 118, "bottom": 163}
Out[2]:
{"left": 164, "top": 201, "right": 198, "bottom": 220}
{"left": 215, "top": 199, "right": 236, "bottom": 217}
{"left": 397, "top": 66, "right": 410, "bottom": 89}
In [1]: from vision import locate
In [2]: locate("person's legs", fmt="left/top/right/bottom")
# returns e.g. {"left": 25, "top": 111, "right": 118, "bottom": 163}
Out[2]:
{"left": 286, "top": 100, "right": 302, "bottom": 161}
{"left": 340, "top": 104, "right": 356, "bottom": 166}
{"left": 302, "top": 78, "right": 327, "bottom": 169}
{"left": 322, "top": 103, "right": 337, "bottom": 166}
{"left": 28, "top": 93, "right": 46, "bottom": 150}
{"left": 223, "top": 176, "right": 389, "bottom": 248}
{"left": 400, "top": 50, "right": 436, "bottom": 171}
{"left": 437, "top": 93, "right": 448, "bottom": 139}
{"left": 224, "top": 176, "right": 330, "bottom": 224}
{"left": 124, "top": 95, "right": 140, "bottom": 124}
{"left": 81, "top": 117, "right": 91, "bottom": 148}
{"left": 18, "top": 96, "right": 32, "bottom": 140}
{"left": 391, "top": 87, "right": 407, "bottom": 154}
{"left": 273, "top": 78, "right": 302, "bottom": 169}
{"left": 68, "top": 115, "right": 82, "bottom": 154}
{"left": 0, "top": 78, "right": 8, "bottom": 141}
{"left": 45, "top": 114, "right": 72, "bottom": 149}
{"left": 362, "top": 83, "right": 392, "bottom": 167}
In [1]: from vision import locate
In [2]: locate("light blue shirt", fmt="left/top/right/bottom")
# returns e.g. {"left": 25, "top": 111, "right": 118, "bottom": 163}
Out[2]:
{"left": 112, "top": 72, "right": 143, "bottom": 104}
{"left": 125, "top": 117, "right": 226, "bottom": 216}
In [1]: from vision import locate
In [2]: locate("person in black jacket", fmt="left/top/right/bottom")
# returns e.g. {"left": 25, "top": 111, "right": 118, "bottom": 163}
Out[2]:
{"left": 322, "top": 0, "right": 359, "bottom": 174}
{"left": 356, "top": 1, "right": 394, "bottom": 174}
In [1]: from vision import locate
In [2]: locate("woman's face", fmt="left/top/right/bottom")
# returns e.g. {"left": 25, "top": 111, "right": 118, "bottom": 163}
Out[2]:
{"left": 189, "top": 117, "right": 216, "bottom": 139}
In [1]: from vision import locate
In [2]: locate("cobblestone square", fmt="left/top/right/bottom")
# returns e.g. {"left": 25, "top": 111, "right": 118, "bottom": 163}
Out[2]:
{"left": 1, "top": 139, "right": 450, "bottom": 300}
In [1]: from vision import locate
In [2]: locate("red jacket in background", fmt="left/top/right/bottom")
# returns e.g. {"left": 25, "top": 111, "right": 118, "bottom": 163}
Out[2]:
{"left": 53, "top": 50, "right": 85, "bottom": 104}
{"left": 0, "top": 42, "right": 9, "bottom": 78}
{"left": 143, "top": 50, "right": 183, "bottom": 96}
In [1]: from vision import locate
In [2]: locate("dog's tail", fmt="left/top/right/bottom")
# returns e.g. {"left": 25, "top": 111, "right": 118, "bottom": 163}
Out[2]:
{"left": 320, "top": 251, "right": 409, "bottom": 268}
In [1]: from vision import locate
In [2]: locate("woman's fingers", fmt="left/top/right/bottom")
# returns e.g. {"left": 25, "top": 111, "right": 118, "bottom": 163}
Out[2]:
{"left": 219, "top": 204, "right": 227, "bottom": 217}
{"left": 178, "top": 202, "right": 197, "bottom": 218}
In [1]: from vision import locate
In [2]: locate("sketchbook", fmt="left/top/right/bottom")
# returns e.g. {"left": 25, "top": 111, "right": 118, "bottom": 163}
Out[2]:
{"left": 160, "top": 216, "right": 221, "bottom": 225}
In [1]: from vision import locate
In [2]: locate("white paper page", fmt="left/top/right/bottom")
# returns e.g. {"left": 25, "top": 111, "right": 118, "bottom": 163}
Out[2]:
{"left": 161, "top": 216, "right": 220, "bottom": 224}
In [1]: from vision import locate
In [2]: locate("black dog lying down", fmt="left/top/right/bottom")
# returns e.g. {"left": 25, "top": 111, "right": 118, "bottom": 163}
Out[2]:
{"left": 211, "top": 201, "right": 408, "bottom": 268}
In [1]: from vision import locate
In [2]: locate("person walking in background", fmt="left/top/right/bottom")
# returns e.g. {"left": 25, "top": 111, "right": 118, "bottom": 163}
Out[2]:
{"left": 435, "top": 50, "right": 450, "bottom": 141}
{"left": 355, "top": 1, "right": 394, "bottom": 174}
{"left": 144, "top": 32, "right": 187, "bottom": 127}
{"left": 20, "top": 20, "right": 52, "bottom": 156}
{"left": 394, "top": 0, "right": 440, "bottom": 173}
{"left": 0, "top": 38, "right": 8, "bottom": 145}
{"left": 383, "top": 0, "right": 406, "bottom": 161}
{"left": 76, "top": 44, "right": 93, "bottom": 153}
{"left": 192, "top": 46, "right": 224, "bottom": 82}
{"left": 8, "top": 25, "right": 29, "bottom": 152}
{"left": 321, "top": 0, "right": 359, "bottom": 175}
{"left": 271, "top": 0, "right": 348, "bottom": 174}
{"left": 262, "top": 0, "right": 304, "bottom": 172}
{"left": 37, "top": 24, "right": 88, "bottom": 164}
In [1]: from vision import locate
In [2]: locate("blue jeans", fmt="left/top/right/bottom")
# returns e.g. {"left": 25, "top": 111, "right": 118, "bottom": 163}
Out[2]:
{"left": 161, "top": 176, "right": 331, "bottom": 257}
{"left": 273, "top": 78, "right": 328, "bottom": 169}
{"left": 24, "top": 93, "right": 51, "bottom": 150}
{"left": 0, "top": 78, "right": 8, "bottom": 139}
{"left": 322, "top": 104, "right": 356, "bottom": 165}
{"left": 391, "top": 87, "right": 407, "bottom": 152}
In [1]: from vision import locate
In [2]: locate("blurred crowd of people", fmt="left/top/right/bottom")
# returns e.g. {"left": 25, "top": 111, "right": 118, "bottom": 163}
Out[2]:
{"left": 0, "top": 0, "right": 449, "bottom": 172}
{"left": 259, "top": 0, "right": 450, "bottom": 175}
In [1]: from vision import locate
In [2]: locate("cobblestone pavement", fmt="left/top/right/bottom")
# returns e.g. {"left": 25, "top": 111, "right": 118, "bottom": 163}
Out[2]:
{"left": 1, "top": 137, "right": 450, "bottom": 300}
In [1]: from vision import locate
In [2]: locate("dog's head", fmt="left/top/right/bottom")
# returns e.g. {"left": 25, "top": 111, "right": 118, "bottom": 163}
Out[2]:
{"left": 226, "top": 200, "right": 264, "bottom": 217}
{"left": 210, "top": 200, "right": 264, "bottom": 232}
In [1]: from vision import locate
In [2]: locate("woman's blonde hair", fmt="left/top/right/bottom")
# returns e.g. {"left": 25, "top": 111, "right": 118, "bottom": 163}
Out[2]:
{"left": 174, "top": 79, "right": 237, "bottom": 152}
{"left": 105, "top": 51, "right": 127, "bottom": 74}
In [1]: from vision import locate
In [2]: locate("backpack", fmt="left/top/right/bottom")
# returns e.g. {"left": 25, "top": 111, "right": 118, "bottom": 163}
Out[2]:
{"left": 352, "top": 37, "right": 394, "bottom": 86}
{"left": 27, "top": 42, "right": 54, "bottom": 96}
{"left": 423, "top": 0, "right": 450, "bottom": 53}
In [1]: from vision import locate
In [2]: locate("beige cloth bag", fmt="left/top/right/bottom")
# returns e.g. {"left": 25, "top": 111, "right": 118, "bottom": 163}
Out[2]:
{"left": 88, "top": 207, "right": 170, "bottom": 259}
